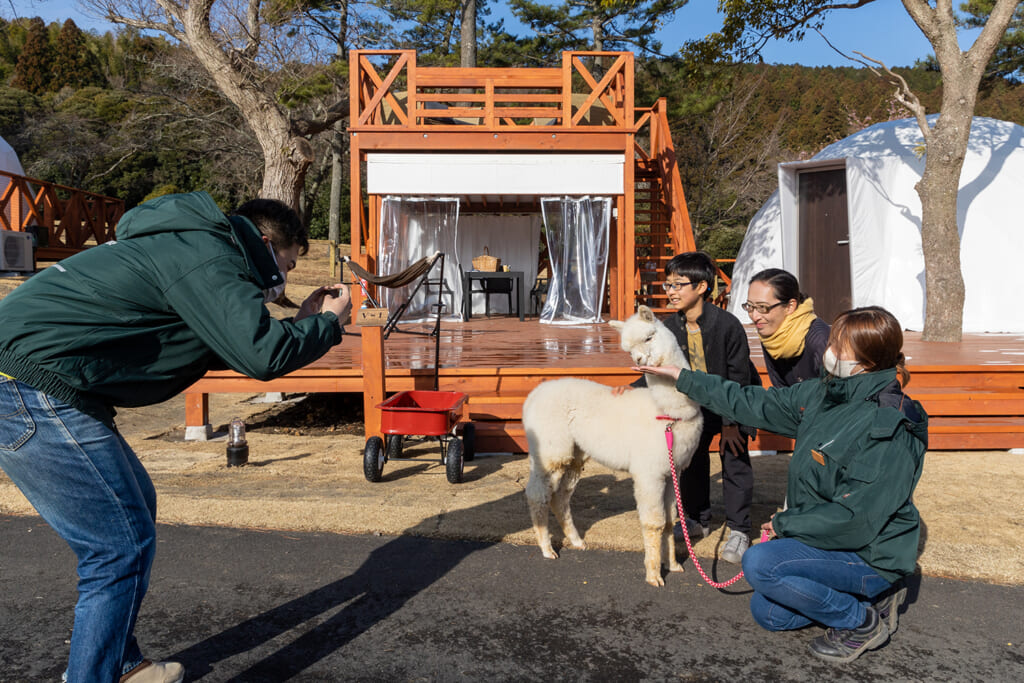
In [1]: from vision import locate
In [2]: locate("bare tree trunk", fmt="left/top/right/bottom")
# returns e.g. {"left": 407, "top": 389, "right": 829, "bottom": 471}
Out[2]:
{"left": 460, "top": 0, "right": 476, "bottom": 68}
{"left": 330, "top": 2, "right": 350, "bottom": 248}
{"left": 899, "top": 0, "right": 1019, "bottom": 341}
{"left": 329, "top": 128, "right": 344, "bottom": 243}
{"left": 917, "top": 114, "right": 970, "bottom": 341}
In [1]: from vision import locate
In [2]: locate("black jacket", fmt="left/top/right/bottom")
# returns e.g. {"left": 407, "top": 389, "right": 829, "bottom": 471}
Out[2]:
{"left": 762, "top": 317, "right": 831, "bottom": 387}
{"left": 635, "top": 302, "right": 761, "bottom": 436}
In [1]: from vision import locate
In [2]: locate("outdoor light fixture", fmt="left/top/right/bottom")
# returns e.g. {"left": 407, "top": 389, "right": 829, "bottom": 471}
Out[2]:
{"left": 226, "top": 417, "right": 249, "bottom": 467}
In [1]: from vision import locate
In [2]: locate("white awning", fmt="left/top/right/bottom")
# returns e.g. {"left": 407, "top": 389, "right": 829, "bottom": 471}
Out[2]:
{"left": 366, "top": 153, "right": 624, "bottom": 195}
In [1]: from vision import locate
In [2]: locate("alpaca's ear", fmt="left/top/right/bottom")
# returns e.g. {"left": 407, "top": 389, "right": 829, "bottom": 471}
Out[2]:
{"left": 609, "top": 319, "right": 624, "bottom": 332}
{"left": 637, "top": 305, "right": 655, "bottom": 322}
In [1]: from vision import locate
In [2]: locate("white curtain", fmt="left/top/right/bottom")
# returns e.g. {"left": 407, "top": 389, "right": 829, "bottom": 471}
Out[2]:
{"left": 378, "top": 197, "right": 463, "bottom": 322}
{"left": 539, "top": 197, "right": 611, "bottom": 324}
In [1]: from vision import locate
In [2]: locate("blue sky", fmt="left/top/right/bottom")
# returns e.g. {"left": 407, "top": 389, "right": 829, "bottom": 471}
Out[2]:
{"left": 4, "top": 0, "right": 982, "bottom": 69}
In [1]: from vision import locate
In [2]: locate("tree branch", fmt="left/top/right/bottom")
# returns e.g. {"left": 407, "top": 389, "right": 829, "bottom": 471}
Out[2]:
{"left": 853, "top": 51, "right": 929, "bottom": 138}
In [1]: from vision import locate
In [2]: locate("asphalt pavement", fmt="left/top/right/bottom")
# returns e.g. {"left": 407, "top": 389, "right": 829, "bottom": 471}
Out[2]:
{"left": 1, "top": 514, "right": 1021, "bottom": 682}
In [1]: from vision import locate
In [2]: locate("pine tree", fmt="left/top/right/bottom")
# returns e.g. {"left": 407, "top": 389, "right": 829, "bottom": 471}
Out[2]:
{"left": 53, "top": 19, "right": 105, "bottom": 90}
{"left": 11, "top": 18, "right": 52, "bottom": 94}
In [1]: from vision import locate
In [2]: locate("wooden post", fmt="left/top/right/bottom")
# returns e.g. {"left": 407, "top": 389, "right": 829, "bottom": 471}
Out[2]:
{"left": 361, "top": 324, "right": 386, "bottom": 440}
{"left": 622, "top": 133, "right": 637, "bottom": 319}
{"left": 349, "top": 130, "right": 363, "bottom": 308}
{"left": 184, "top": 392, "right": 212, "bottom": 441}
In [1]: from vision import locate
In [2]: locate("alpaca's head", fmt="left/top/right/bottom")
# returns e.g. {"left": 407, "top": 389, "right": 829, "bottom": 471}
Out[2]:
{"left": 609, "top": 306, "right": 690, "bottom": 369}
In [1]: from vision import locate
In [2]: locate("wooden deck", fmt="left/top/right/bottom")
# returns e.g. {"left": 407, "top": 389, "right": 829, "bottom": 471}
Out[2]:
{"left": 185, "top": 316, "right": 1024, "bottom": 451}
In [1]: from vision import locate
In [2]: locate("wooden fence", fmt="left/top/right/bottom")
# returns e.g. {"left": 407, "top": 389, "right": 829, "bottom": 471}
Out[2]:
{"left": 0, "top": 170, "right": 124, "bottom": 259}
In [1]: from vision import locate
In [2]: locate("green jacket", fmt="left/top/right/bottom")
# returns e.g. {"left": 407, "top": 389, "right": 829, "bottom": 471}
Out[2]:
{"left": 0, "top": 191, "right": 341, "bottom": 427}
{"left": 676, "top": 368, "right": 928, "bottom": 581}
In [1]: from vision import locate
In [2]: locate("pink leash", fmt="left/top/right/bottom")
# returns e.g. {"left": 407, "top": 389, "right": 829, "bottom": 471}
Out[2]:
{"left": 659, "top": 416, "right": 752, "bottom": 589}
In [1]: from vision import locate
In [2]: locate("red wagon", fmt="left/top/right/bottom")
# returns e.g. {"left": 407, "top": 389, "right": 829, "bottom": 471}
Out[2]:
{"left": 363, "top": 390, "right": 475, "bottom": 484}
{"left": 350, "top": 252, "right": 476, "bottom": 484}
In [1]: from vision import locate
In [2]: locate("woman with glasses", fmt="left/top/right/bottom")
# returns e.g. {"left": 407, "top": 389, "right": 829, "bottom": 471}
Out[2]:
{"left": 634, "top": 306, "right": 927, "bottom": 663}
{"left": 744, "top": 269, "right": 830, "bottom": 388}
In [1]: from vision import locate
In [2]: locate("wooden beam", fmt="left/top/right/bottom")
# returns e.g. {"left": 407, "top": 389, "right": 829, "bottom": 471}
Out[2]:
{"left": 361, "top": 325, "right": 386, "bottom": 441}
{"left": 185, "top": 392, "right": 209, "bottom": 429}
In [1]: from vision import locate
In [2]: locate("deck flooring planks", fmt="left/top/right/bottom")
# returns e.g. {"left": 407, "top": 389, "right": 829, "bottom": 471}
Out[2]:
{"left": 187, "top": 317, "right": 1024, "bottom": 450}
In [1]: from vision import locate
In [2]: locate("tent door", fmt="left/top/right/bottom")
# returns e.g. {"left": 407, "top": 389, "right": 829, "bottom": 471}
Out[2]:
{"left": 797, "top": 168, "right": 850, "bottom": 324}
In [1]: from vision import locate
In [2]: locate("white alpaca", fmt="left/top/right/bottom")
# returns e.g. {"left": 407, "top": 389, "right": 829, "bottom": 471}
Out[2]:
{"left": 522, "top": 306, "right": 703, "bottom": 586}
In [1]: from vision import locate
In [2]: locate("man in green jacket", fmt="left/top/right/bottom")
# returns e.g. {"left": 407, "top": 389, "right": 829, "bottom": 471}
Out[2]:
{"left": 0, "top": 192, "right": 351, "bottom": 683}
{"left": 637, "top": 306, "right": 927, "bottom": 664}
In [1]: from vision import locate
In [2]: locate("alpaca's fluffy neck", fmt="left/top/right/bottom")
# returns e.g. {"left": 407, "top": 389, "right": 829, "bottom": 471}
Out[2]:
{"left": 643, "top": 344, "right": 696, "bottom": 418}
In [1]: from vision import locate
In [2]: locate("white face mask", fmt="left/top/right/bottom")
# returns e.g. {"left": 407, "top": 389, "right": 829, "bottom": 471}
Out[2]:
{"left": 823, "top": 347, "right": 861, "bottom": 378}
{"left": 261, "top": 242, "right": 287, "bottom": 304}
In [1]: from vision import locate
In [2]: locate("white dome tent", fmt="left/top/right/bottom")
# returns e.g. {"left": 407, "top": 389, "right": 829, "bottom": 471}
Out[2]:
{"left": 727, "top": 116, "right": 1024, "bottom": 333}
{"left": 0, "top": 136, "right": 24, "bottom": 177}
{"left": 0, "top": 136, "right": 26, "bottom": 225}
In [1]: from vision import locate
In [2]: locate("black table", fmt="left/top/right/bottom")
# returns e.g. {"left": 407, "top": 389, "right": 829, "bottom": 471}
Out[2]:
{"left": 462, "top": 270, "right": 526, "bottom": 321}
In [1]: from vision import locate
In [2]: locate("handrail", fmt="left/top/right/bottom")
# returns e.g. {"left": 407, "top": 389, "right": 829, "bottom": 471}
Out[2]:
{"left": 350, "top": 50, "right": 635, "bottom": 131}
{"left": 644, "top": 98, "right": 695, "bottom": 256}
{"left": 0, "top": 170, "right": 123, "bottom": 255}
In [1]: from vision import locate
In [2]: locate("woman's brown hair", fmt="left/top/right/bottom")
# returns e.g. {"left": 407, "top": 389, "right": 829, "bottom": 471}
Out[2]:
{"left": 828, "top": 306, "right": 910, "bottom": 386}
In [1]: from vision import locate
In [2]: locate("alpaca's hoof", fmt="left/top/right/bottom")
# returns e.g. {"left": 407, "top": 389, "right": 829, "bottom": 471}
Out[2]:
{"left": 646, "top": 573, "right": 665, "bottom": 587}
{"left": 668, "top": 562, "right": 685, "bottom": 573}
{"left": 567, "top": 538, "right": 587, "bottom": 551}
{"left": 541, "top": 548, "right": 559, "bottom": 560}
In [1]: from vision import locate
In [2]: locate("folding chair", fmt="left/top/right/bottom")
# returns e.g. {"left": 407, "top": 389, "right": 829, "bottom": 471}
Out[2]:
{"left": 342, "top": 251, "right": 447, "bottom": 339}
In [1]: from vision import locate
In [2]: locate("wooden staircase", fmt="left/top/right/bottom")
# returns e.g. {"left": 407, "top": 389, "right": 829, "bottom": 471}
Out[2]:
{"left": 633, "top": 158, "right": 676, "bottom": 313}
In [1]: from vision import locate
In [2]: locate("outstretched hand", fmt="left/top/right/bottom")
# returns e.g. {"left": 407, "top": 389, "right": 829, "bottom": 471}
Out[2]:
{"left": 631, "top": 365, "right": 682, "bottom": 381}
{"left": 296, "top": 284, "right": 352, "bottom": 324}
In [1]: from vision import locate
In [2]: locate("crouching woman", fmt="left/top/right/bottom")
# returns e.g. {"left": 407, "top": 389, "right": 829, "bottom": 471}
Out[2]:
{"left": 635, "top": 306, "right": 927, "bottom": 663}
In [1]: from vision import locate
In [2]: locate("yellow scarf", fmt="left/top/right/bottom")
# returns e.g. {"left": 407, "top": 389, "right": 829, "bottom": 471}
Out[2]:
{"left": 759, "top": 298, "right": 818, "bottom": 360}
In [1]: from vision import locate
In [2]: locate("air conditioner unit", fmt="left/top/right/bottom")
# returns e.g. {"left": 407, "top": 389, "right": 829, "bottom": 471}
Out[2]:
{"left": 0, "top": 230, "right": 35, "bottom": 273}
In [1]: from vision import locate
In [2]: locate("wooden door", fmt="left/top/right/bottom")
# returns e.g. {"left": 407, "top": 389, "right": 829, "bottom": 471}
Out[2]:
{"left": 798, "top": 168, "right": 851, "bottom": 325}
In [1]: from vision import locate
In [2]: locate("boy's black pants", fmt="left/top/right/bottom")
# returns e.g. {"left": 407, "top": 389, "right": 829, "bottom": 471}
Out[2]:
{"left": 679, "top": 429, "right": 753, "bottom": 534}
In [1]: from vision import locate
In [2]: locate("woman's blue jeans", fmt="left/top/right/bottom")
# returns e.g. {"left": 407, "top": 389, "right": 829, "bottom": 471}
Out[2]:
{"left": 741, "top": 537, "right": 892, "bottom": 631}
{"left": 0, "top": 377, "right": 156, "bottom": 682}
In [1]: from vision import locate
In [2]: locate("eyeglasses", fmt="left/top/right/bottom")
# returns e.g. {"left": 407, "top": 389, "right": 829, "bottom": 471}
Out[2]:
{"left": 741, "top": 301, "right": 786, "bottom": 315}
{"left": 662, "top": 280, "right": 700, "bottom": 292}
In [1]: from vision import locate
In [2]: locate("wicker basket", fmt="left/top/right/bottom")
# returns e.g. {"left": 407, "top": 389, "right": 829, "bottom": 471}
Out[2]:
{"left": 472, "top": 246, "right": 501, "bottom": 272}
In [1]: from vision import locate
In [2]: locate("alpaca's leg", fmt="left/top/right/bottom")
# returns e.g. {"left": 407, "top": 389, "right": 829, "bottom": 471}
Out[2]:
{"left": 663, "top": 482, "right": 685, "bottom": 574}
{"left": 635, "top": 477, "right": 669, "bottom": 587}
{"left": 550, "top": 456, "right": 586, "bottom": 551}
{"left": 525, "top": 457, "right": 559, "bottom": 559}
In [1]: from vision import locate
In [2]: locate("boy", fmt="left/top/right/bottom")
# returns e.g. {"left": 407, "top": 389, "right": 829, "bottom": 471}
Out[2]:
{"left": 628, "top": 251, "right": 761, "bottom": 563}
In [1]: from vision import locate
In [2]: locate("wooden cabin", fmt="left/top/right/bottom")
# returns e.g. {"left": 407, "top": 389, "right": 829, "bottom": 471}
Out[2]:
{"left": 183, "top": 50, "right": 1024, "bottom": 452}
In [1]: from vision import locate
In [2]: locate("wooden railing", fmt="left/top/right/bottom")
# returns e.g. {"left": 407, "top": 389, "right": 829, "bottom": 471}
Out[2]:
{"left": 350, "top": 50, "right": 635, "bottom": 131}
{"left": 0, "top": 170, "right": 123, "bottom": 258}
{"left": 635, "top": 98, "right": 695, "bottom": 256}
{"left": 634, "top": 100, "right": 735, "bottom": 307}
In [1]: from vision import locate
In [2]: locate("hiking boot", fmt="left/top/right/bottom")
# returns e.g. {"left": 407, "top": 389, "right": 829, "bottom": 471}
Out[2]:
{"left": 720, "top": 529, "right": 750, "bottom": 564}
{"left": 119, "top": 660, "right": 185, "bottom": 683}
{"left": 808, "top": 606, "right": 889, "bottom": 663}
{"left": 874, "top": 585, "right": 908, "bottom": 635}
{"left": 674, "top": 518, "right": 710, "bottom": 541}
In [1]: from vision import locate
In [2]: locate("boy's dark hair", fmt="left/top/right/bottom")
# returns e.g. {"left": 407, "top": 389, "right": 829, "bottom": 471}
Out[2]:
{"left": 233, "top": 198, "right": 308, "bottom": 255}
{"left": 665, "top": 251, "right": 717, "bottom": 299}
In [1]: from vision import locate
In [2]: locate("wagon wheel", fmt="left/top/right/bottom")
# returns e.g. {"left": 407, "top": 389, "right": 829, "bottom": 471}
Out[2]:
{"left": 461, "top": 422, "right": 476, "bottom": 462}
{"left": 363, "top": 436, "right": 385, "bottom": 482}
{"left": 445, "top": 437, "right": 465, "bottom": 484}
{"left": 386, "top": 434, "right": 403, "bottom": 460}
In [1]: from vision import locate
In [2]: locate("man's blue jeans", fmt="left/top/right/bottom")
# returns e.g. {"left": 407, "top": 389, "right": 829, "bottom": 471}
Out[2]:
{"left": 741, "top": 537, "right": 892, "bottom": 631}
{"left": 0, "top": 377, "right": 156, "bottom": 682}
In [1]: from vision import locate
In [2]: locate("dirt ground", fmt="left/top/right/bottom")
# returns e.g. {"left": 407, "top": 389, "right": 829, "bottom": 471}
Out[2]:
{"left": 1, "top": 242, "right": 1022, "bottom": 586}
